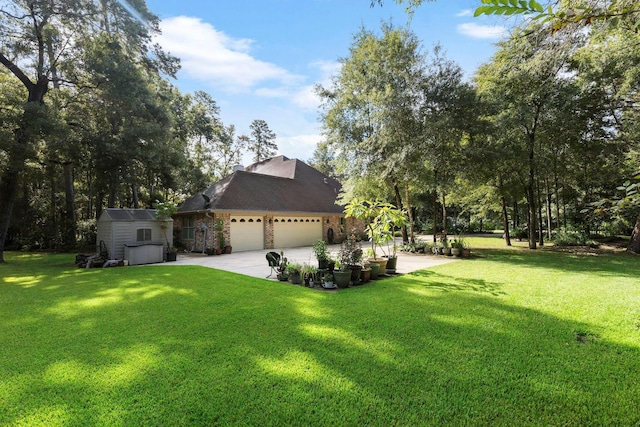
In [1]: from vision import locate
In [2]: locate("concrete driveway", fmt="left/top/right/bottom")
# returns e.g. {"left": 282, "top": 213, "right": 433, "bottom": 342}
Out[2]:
{"left": 162, "top": 243, "right": 458, "bottom": 280}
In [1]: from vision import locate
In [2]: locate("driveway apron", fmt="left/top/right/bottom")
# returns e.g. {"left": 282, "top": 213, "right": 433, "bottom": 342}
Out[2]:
{"left": 156, "top": 244, "right": 458, "bottom": 280}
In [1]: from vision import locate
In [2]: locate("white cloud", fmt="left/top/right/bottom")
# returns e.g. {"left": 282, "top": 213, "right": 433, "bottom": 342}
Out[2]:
{"left": 292, "top": 85, "right": 322, "bottom": 110}
{"left": 456, "top": 9, "right": 473, "bottom": 17}
{"left": 156, "top": 16, "right": 303, "bottom": 92}
{"left": 457, "top": 22, "right": 508, "bottom": 39}
{"left": 311, "top": 60, "right": 341, "bottom": 84}
{"left": 254, "top": 87, "right": 291, "bottom": 98}
{"left": 278, "top": 134, "right": 323, "bottom": 161}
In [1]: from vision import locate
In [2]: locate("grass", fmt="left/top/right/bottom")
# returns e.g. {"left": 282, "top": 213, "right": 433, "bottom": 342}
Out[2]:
{"left": 1, "top": 242, "right": 639, "bottom": 426}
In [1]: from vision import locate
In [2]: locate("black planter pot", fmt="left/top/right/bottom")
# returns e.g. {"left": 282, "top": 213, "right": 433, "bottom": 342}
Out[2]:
{"left": 383, "top": 256, "right": 397, "bottom": 270}
{"left": 349, "top": 265, "right": 362, "bottom": 285}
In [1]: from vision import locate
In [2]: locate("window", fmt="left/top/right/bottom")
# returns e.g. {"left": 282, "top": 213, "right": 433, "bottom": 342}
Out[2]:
{"left": 182, "top": 216, "right": 195, "bottom": 240}
{"left": 137, "top": 228, "right": 152, "bottom": 242}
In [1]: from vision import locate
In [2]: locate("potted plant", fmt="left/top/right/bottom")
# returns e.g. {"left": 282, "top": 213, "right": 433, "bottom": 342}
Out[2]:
{"left": 451, "top": 237, "right": 465, "bottom": 257}
{"left": 286, "top": 262, "right": 302, "bottom": 285}
{"left": 339, "top": 231, "right": 363, "bottom": 285}
{"left": 360, "top": 265, "right": 371, "bottom": 283}
{"left": 276, "top": 251, "right": 289, "bottom": 281}
{"left": 383, "top": 244, "right": 399, "bottom": 273}
{"left": 378, "top": 212, "right": 407, "bottom": 272}
{"left": 323, "top": 273, "right": 336, "bottom": 289}
{"left": 365, "top": 260, "right": 380, "bottom": 280}
{"left": 312, "top": 239, "right": 331, "bottom": 269}
{"left": 215, "top": 218, "right": 224, "bottom": 255}
{"left": 153, "top": 200, "right": 178, "bottom": 262}
{"left": 345, "top": 198, "right": 407, "bottom": 277}
{"left": 442, "top": 239, "right": 451, "bottom": 256}
{"left": 332, "top": 259, "right": 351, "bottom": 289}
{"left": 301, "top": 263, "right": 316, "bottom": 287}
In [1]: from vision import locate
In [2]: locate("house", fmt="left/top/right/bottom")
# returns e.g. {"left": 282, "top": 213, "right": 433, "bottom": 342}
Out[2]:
{"left": 97, "top": 208, "right": 173, "bottom": 264}
{"left": 173, "top": 156, "right": 363, "bottom": 252}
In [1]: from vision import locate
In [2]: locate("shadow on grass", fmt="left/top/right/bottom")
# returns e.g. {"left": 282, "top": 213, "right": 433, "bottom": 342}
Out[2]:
{"left": 404, "top": 270, "right": 506, "bottom": 297}
{"left": 472, "top": 246, "right": 638, "bottom": 279}
{"left": 2, "top": 252, "right": 640, "bottom": 425}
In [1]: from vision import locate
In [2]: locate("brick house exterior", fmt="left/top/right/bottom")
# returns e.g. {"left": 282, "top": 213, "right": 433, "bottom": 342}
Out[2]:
{"left": 173, "top": 156, "right": 365, "bottom": 252}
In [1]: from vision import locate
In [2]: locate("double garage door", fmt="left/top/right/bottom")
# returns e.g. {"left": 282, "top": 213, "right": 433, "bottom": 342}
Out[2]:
{"left": 229, "top": 215, "right": 322, "bottom": 252}
{"left": 273, "top": 217, "right": 322, "bottom": 249}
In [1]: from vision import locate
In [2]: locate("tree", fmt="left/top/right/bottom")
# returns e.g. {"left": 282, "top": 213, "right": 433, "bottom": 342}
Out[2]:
{"left": 248, "top": 119, "right": 277, "bottom": 162}
{"left": 418, "top": 46, "right": 478, "bottom": 241}
{"left": 0, "top": 0, "right": 176, "bottom": 262}
{"left": 317, "top": 23, "right": 426, "bottom": 242}
{"left": 473, "top": 24, "right": 584, "bottom": 249}
{"left": 308, "top": 141, "right": 338, "bottom": 179}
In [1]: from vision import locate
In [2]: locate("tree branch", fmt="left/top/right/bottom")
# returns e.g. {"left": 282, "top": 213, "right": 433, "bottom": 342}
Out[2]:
{"left": 0, "top": 52, "right": 34, "bottom": 90}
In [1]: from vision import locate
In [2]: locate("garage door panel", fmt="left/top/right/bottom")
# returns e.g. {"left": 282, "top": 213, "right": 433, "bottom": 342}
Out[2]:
{"left": 230, "top": 216, "right": 264, "bottom": 252}
{"left": 273, "top": 217, "right": 322, "bottom": 248}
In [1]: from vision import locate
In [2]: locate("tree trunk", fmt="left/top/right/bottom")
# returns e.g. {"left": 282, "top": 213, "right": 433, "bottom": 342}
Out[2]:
{"left": 62, "top": 162, "right": 76, "bottom": 249}
{"left": 537, "top": 178, "right": 544, "bottom": 247}
{"left": 132, "top": 184, "right": 140, "bottom": 209}
{"left": 96, "top": 192, "right": 105, "bottom": 220}
{"left": 501, "top": 194, "right": 512, "bottom": 246}
{"left": 545, "top": 177, "right": 553, "bottom": 240}
{"left": 0, "top": 72, "right": 49, "bottom": 262}
{"left": 441, "top": 192, "right": 447, "bottom": 238}
{"left": 498, "top": 176, "right": 512, "bottom": 247}
{"left": 108, "top": 169, "right": 118, "bottom": 208}
{"left": 393, "top": 182, "right": 409, "bottom": 244}
{"left": 628, "top": 209, "right": 640, "bottom": 254}
{"left": 48, "top": 162, "right": 58, "bottom": 248}
{"left": 432, "top": 190, "right": 438, "bottom": 243}
{"left": 527, "top": 130, "right": 537, "bottom": 250}
{"left": 403, "top": 180, "right": 415, "bottom": 244}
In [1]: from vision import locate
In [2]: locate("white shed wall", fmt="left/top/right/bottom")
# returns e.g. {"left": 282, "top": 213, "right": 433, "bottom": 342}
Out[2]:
{"left": 97, "top": 213, "right": 172, "bottom": 261}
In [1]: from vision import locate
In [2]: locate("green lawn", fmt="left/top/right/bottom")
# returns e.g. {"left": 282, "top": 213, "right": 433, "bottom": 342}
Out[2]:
{"left": 1, "top": 241, "right": 639, "bottom": 426}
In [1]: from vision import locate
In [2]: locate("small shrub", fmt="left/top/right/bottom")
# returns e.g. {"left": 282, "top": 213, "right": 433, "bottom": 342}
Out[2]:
{"left": 553, "top": 227, "right": 599, "bottom": 248}
{"left": 513, "top": 226, "right": 528, "bottom": 241}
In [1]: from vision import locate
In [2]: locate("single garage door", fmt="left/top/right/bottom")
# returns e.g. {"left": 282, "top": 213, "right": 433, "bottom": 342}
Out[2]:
{"left": 230, "top": 216, "right": 264, "bottom": 252}
{"left": 273, "top": 216, "right": 322, "bottom": 248}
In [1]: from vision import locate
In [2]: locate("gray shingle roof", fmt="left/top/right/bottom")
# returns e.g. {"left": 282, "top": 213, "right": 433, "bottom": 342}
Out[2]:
{"left": 177, "top": 156, "right": 342, "bottom": 214}
{"left": 101, "top": 208, "right": 158, "bottom": 221}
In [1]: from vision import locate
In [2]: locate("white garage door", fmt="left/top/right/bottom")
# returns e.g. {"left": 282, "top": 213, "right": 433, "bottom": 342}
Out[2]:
{"left": 273, "top": 216, "right": 322, "bottom": 248}
{"left": 230, "top": 216, "right": 264, "bottom": 252}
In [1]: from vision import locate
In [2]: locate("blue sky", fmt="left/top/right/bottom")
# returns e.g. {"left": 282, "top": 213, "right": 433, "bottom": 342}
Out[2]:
{"left": 145, "top": 0, "right": 510, "bottom": 164}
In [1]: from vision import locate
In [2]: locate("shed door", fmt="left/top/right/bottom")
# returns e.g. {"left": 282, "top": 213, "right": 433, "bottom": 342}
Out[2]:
{"left": 273, "top": 217, "right": 322, "bottom": 248}
{"left": 230, "top": 216, "right": 264, "bottom": 252}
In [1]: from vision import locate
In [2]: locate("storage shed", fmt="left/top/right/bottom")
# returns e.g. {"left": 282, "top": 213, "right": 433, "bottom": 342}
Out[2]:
{"left": 96, "top": 208, "right": 173, "bottom": 265}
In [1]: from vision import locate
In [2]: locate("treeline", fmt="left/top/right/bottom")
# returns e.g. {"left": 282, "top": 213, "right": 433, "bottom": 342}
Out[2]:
{"left": 314, "top": 18, "right": 640, "bottom": 252}
{"left": 0, "top": 1, "right": 276, "bottom": 259}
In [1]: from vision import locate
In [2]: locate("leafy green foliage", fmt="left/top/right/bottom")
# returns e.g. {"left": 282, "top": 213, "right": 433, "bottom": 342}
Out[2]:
{"left": 474, "top": 0, "right": 545, "bottom": 18}
{"left": 552, "top": 227, "right": 599, "bottom": 247}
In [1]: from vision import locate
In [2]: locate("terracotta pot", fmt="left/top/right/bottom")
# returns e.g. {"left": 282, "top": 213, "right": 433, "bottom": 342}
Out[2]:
{"left": 368, "top": 258, "right": 388, "bottom": 275}
{"left": 360, "top": 267, "right": 371, "bottom": 283}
